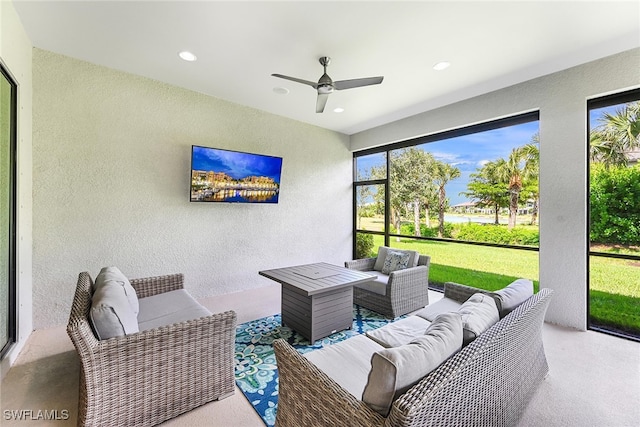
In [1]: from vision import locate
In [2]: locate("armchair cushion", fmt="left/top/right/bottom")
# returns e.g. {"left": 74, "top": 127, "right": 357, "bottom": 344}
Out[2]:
{"left": 303, "top": 334, "right": 385, "bottom": 401}
{"left": 362, "top": 313, "right": 463, "bottom": 416}
{"left": 491, "top": 279, "right": 534, "bottom": 318}
{"left": 366, "top": 315, "right": 432, "bottom": 348}
{"left": 95, "top": 266, "right": 139, "bottom": 316}
{"left": 90, "top": 280, "right": 139, "bottom": 339}
{"left": 457, "top": 293, "right": 500, "bottom": 345}
{"left": 138, "top": 289, "right": 212, "bottom": 331}
{"left": 373, "top": 246, "right": 419, "bottom": 272}
{"left": 354, "top": 271, "right": 389, "bottom": 295}
{"left": 381, "top": 250, "right": 412, "bottom": 274}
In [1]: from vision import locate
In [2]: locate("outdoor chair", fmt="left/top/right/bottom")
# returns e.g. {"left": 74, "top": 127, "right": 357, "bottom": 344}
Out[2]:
{"left": 345, "top": 246, "right": 430, "bottom": 318}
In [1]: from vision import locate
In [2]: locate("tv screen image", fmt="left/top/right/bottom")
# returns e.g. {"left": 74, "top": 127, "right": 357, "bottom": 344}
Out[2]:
{"left": 190, "top": 145, "right": 283, "bottom": 203}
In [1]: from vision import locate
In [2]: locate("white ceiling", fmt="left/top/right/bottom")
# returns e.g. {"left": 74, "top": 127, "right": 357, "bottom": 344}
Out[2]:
{"left": 13, "top": 1, "right": 640, "bottom": 135}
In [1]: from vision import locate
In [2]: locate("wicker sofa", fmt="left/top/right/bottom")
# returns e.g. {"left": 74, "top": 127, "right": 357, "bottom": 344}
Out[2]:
{"left": 67, "top": 269, "right": 237, "bottom": 427}
{"left": 274, "top": 281, "right": 553, "bottom": 427}
{"left": 345, "top": 246, "right": 431, "bottom": 318}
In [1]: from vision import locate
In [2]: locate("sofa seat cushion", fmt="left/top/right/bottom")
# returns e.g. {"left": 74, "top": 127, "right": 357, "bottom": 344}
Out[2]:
{"left": 362, "top": 313, "right": 463, "bottom": 416}
{"left": 354, "top": 271, "right": 389, "bottom": 295}
{"left": 457, "top": 293, "right": 500, "bottom": 345}
{"left": 373, "top": 246, "right": 420, "bottom": 272}
{"left": 90, "top": 280, "right": 139, "bottom": 340}
{"left": 94, "top": 266, "right": 139, "bottom": 316}
{"left": 303, "top": 334, "right": 385, "bottom": 400}
{"left": 414, "top": 297, "right": 463, "bottom": 322}
{"left": 492, "top": 279, "right": 534, "bottom": 318}
{"left": 137, "top": 289, "right": 211, "bottom": 331}
{"left": 366, "top": 315, "right": 432, "bottom": 348}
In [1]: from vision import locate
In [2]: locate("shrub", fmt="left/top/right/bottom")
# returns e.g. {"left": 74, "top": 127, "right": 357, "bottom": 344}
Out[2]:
{"left": 455, "top": 223, "right": 539, "bottom": 246}
{"left": 590, "top": 165, "right": 640, "bottom": 245}
{"left": 355, "top": 233, "right": 375, "bottom": 258}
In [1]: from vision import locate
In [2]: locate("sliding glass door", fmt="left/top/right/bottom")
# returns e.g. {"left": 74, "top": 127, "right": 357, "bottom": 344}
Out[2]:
{"left": 0, "top": 63, "right": 17, "bottom": 359}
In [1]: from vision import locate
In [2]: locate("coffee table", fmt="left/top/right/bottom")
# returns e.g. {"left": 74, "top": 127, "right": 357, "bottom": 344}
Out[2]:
{"left": 259, "top": 262, "right": 376, "bottom": 342}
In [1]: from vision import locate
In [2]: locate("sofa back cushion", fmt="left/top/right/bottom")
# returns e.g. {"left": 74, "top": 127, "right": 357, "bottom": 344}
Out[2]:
{"left": 457, "top": 293, "right": 500, "bottom": 345}
{"left": 373, "top": 246, "right": 419, "bottom": 272}
{"left": 90, "top": 280, "right": 139, "bottom": 339}
{"left": 491, "top": 279, "right": 534, "bottom": 318}
{"left": 362, "top": 312, "right": 463, "bottom": 416}
{"left": 94, "top": 266, "right": 139, "bottom": 316}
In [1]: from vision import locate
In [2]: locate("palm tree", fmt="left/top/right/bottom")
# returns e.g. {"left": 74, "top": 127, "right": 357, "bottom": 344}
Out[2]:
{"left": 433, "top": 161, "right": 461, "bottom": 237}
{"left": 495, "top": 146, "right": 537, "bottom": 230}
{"left": 520, "top": 136, "right": 540, "bottom": 225}
{"left": 590, "top": 101, "right": 640, "bottom": 167}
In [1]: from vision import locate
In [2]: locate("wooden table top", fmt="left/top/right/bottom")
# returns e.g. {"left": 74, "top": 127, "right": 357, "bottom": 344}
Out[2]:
{"left": 259, "top": 262, "right": 375, "bottom": 296}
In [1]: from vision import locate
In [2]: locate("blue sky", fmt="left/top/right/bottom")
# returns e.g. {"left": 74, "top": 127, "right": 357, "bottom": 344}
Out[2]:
{"left": 192, "top": 146, "right": 283, "bottom": 183}
{"left": 357, "top": 121, "right": 539, "bottom": 206}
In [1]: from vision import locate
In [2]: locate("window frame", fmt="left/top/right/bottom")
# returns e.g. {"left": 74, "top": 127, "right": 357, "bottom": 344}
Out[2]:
{"left": 0, "top": 61, "right": 17, "bottom": 360}
{"left": 353, "top": 111, "right": 541, "bottom": 256}
{"left": 586, "top": 87, "right": 640, "bottom": 342}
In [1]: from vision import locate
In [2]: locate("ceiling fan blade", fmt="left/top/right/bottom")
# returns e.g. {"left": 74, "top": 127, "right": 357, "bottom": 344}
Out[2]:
{"left": 271, "top": 74, "right": 318, "bottom": 89}
{"left": 316, "top": 93, "right": 329, "bottom": 113}
{"left": 334, "top": 76, "right": 384, "bottom": 90}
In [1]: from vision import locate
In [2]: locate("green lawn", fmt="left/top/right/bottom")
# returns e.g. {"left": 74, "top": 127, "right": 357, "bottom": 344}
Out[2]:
{"left": 366, "top": 234, "right": 640, "bottom": 337}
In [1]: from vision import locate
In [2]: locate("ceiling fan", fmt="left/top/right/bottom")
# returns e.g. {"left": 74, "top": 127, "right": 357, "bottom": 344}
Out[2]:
{"left": 272, "top": 56, "right": 384, "bottom": 113}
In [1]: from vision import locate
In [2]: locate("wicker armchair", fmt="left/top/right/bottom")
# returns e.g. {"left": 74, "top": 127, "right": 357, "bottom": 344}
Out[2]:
{"left": 67, "top": 272, "right": 237, "bottom": 427}
{"left": 345, "top": 253, "right": 430, "bottom": 318}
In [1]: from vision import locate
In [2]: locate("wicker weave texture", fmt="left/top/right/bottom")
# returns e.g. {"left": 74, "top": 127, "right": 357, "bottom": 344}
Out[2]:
{"left": 346, "top": 255, "right": 431, "bottom": 318}
{"left": 67, "top": 272, "right": 237, "bottom": 427}
{"left": 273, "top": 288, "right": 553, "bottom": 427}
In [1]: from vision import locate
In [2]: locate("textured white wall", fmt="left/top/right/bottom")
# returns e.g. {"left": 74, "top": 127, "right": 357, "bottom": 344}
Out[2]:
{"left": 0, "top": 1, "right": 34, "bottom": 376}
{"left": 351, "top": 48, "right": 640, "bottom": 330}
{"left": 32, "top": 49, "right": 352, "bottom": 329}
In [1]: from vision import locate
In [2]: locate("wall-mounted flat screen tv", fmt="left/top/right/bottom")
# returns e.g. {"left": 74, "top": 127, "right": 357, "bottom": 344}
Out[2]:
{"left": 190, "top": 145, "right": 283, "bottom": 203}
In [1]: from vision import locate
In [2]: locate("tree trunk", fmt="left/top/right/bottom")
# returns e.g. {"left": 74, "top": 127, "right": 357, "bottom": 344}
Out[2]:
{"left": 438, "top": 186, "right": 446, "bottom": 238}
{"left": 530, "top": 198, "right": 539, "bottom": 226}
{"left": 424, "top": 206, "right": 431, "bottom": 228}
{"left": 493, "top": 203, "right": 500, "bottom": 225}
{"left": 508, "top": 189, "right": 519, "bottom": 230}
{"left": 413, "top": 200, "right": 421, "bottom": 237}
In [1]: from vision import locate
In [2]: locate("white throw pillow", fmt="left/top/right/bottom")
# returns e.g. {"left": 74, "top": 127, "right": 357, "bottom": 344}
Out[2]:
{"left": 492, "top": 279, "right": 534, "bottom": 318}
{"left": 362, "top": 312, "right": 463, "bottom": 416}
{"left": 90, "top": 280, "right": 139, "bottom": 339}
{"left": 95, "top": 266, "right": 139, "bottom": 316}
{"left": 457, "top": 293, "right": 500, "bottom": 345}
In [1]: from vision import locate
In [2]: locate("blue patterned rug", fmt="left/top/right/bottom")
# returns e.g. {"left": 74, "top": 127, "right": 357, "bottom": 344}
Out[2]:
{"left": 234, "top": 305, "right": 399, "bottom": 426}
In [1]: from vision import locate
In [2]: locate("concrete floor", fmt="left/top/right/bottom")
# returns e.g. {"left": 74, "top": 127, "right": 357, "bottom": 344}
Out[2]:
{"left": 2, "top": 285, "right": 639, "bottom": 426}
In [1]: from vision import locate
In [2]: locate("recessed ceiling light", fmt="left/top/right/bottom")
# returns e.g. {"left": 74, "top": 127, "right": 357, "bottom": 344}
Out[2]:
{"left": 333, "top": 107, "right": 345, "bottom": 113}
{"left": 273, "top": 87, "right": 289, "bottom": 95}
{"left": 178, "top": 51, "right": 197, "bottom": 62}
{"left": 433, "top": 61, "right": 450, "bottom": 71}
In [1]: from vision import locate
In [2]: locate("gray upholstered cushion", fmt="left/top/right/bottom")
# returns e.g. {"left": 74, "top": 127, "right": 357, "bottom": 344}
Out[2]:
{"left": 95, "top": 266, "right": 139, "bottom": 316}
{"left": 414, "top": 297, "right": 463, "bottom": 322}
{"left": 373, "top": 246, "right": 419, "bottom": 272}
{"left": 354, "top": 271, "right": 389, "bottom": 295}
{"left": 381, "top": 250, "right": 412, "bottom": 274}
{"left": 457, "top": 293, "right": 500, "bottom": 345}
{"left": 90, "top": 280, "right": 139, "bottom": 339}
{"left": 362, "top": 313, "right": 463, "bottom": 416}
{"left": 137, "top": 289, "right": 212, "bottom": 331}
{"left": 303, "top": 334, "right": 385, "bottom": 400}
{"left": 366, "top": 315, "right": 432, "bottom": 348}
{"left": 492, "top": 279, "right": 534, "bottom": 318}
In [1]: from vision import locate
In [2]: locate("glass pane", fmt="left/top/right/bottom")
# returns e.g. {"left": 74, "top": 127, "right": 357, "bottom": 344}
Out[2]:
{"left": 388, "top": 122, "right": 540, "bottom": 246}
{"left": 0, "top": 71, "right": 12, "bottom": 351}
{"left": 355, "top": 232, "right": 378, "bottom": 259}
{"left": 355, "top": 152, "right": 386, "bottom": 181}
{"left": 389, "top": 238, "right": 539, "bottom": 291}
{"left": 355, "top": 184, "right": 384, "bottom": 232}
{"left": 588, "top": 99, "right": 640, "bottom": 338}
